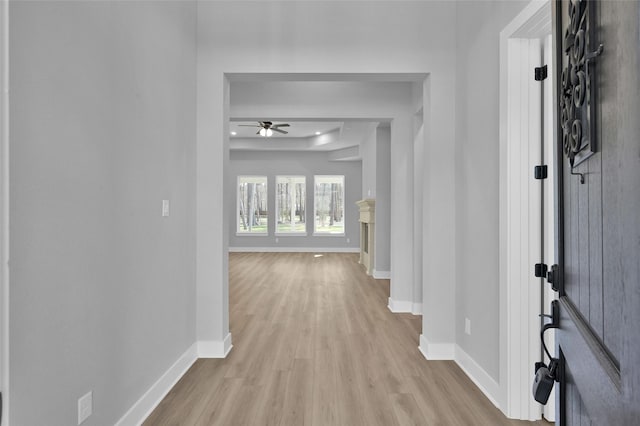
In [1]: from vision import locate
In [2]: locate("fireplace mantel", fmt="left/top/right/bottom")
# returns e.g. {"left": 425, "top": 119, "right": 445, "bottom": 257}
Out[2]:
{"left": 356, "top": 199, "right": 375, "bottom": 275}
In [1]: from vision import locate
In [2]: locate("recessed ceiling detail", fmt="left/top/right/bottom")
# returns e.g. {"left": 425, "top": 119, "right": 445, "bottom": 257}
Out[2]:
{"left": 229, "top": 120, "right": 380, "bottom": 158}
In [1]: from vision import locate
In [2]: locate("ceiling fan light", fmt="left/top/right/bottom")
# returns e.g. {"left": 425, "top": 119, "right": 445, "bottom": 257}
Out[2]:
{"left": 259, "top": 128, "right": 267, "bottom": 137}
{"left": 266, "top": 128, "right": 273, "bottom": 137}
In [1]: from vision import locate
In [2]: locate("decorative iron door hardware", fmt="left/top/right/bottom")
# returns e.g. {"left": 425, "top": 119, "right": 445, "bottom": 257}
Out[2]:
{"left": 559, "top": 0, "right": 604, "bottom": 169}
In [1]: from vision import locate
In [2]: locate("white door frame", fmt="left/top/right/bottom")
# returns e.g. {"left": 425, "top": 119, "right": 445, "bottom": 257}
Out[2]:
{"left": 499, "top": 0, "right": 553, "bottom": 421}
{"left": 541, "top": 31, "right": 556, "bottom": 422}
{"left": 1, "top": 0, "right": 9, "bottom": 424}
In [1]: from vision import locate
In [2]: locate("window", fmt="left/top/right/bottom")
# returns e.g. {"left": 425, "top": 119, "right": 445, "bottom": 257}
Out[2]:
{"left": 276, "top": 176, "right": 306, "bottom": 234}
{"left": 237, "top": 176, "right": 268, "bottom": 234}
{"left": 314, "top": 175, "right": 345, "bottom": 235}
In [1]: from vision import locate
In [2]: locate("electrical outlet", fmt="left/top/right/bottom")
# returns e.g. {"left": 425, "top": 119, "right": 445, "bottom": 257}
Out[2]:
{"left": 347, "top": 238, "right": 350, "bottom": 243}
{"left": 275, "top": 237, "right": 279, "bottom": 243}
{"left": 162, "top": 200, "right": 170, "bottom": 217}
{"left": 465, "top": 318, "right": 471, "bottom": 335}
{"left": 78, "top": 391, "right": 92, "bottom": 425}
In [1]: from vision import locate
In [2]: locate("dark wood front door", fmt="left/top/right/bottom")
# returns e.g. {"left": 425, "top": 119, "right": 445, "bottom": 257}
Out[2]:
{"left": 553, "top": 0, "right": 640, "bottom": 424}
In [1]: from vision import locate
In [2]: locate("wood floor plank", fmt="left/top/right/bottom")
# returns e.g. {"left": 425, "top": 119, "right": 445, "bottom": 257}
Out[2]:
{"left": 390, "top": 392, "right": 429, "bottom": 426}
{"left": 144, "top": 253, "right": 551, "bottom": 426}
{"left": 252, "top": 369, "right": 289, "bottom": 426}
{"left": 143, "top": 360, "right": 229, "bottom": 426}
{"left": 311, "top": 349, "right": 339, "bottom": 426}
{"left": 279, "top": 358, "right": 314, "bottom": 426}
{"left": 192, "top": 377, "right": 245, "bottom": 426}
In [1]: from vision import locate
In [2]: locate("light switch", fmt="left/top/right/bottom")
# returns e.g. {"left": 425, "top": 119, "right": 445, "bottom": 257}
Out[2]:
{"left": 162, "top": 200, "right": 170, "bottom": 217}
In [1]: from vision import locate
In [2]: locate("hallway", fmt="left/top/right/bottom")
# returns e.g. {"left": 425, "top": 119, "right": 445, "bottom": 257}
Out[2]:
{"left": 145, "top": 253, "right": 549, "bottom": 425}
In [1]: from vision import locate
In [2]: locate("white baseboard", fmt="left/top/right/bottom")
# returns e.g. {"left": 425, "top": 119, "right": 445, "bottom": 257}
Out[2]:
{"left": 418, "top": 334, "right": 455, "bottom": 360}
{"left": 373, "top": 269, "right": 390, "bottom": 279}
{"left": 454, "top": 345, "right": 501, "bottom": 409}
{"left": 115, "top": 343, "right": 198, "bottom": 426}
{"left": 198, "top": 333, "right": 233, "bottom": 358}
{"left": 229, "top": 247, "right": 360, "bottom": 253}
{"left": 387, "top": 297, "right": 412, "bottom": 313}
{"left": 387, "top": 298, "right": 421, "bottom": 315}
{"left": 411, "top": 302, "right": 423, "bottom": 315}
{"left": 417, "top": 337, "right": 501, "bottom": 411}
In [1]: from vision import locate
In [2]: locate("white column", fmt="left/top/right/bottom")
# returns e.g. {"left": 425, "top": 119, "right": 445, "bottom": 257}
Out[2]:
{"left": 195, "top": 49, "right": 232, "bottom": 357}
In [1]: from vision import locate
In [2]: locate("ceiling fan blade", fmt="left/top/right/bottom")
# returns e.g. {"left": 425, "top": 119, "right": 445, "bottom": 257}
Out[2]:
{"left": 272, "top": 128, "right": 288, "bottom": 134}
{"left": 272, "top": 123, "right": 290, "bottom": 128}
{"left": 256, "top": 130, "right": 261, "bottom": 135}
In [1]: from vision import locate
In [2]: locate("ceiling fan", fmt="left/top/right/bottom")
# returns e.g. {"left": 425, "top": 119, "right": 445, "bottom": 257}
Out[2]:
{"left": 239, "top": 121, "right": 290, "bottom": 137}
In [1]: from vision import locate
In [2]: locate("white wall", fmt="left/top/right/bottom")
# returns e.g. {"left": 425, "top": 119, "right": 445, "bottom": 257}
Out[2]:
{"left": 454, "top": 0, "right": 529, "bottom": 381}
{"left": 230, "top": 81, "right": 414, "bottom": 120}
{"left": 375, "top": 126, "right": 391, "bottom": 274}
{"left": 228, "top": 151, "right": 361, "bottom": 250}
{"left": 361, "top": 126, "right": 377, "bottom": 199}
{"left": 0, "top": 0, "right": 8, "bottom": 419}
{"left": 413, "top": 118, "right": 424, "bottom": 313}
{"left": 360, "top": 124, "right": 391, "bottom": 275}
{"left": 9, "top": 2, "right": 196, "bottom": 424}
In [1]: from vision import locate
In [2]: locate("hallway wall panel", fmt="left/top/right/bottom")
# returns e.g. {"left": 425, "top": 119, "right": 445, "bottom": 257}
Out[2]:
{"left": 9, "top": 2, "right": 197, "bottom": 424}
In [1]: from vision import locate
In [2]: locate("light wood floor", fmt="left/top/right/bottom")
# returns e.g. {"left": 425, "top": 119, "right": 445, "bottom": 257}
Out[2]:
{"left": 145, "top": 252, "right": 550, "bottom": 425}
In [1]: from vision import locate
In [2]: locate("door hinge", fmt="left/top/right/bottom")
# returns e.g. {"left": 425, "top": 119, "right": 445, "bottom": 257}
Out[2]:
{"left": 535, "top": 263, "right": 548, "bottom": 278}
{"left": 534, "top": 65, "right": 548, "bottom": 81}
{"left": 534, "top": 165, "right": 548, "bottom": 179}
{"left": 546, "top": 264, "right": 560, "bottom": 292}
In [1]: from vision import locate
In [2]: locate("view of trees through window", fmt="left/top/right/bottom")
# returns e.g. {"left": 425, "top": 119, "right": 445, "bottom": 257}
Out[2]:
{"left": 314, "top": 175, "right": 345, "bottom": 234}
{"left": 237, "top": 176, "right": 268, "bottom": 233}
{"left": 237, "top": 175, "right": 346, "bottom": 236}
{"left": 276, "top": 176, "right": 306, "bottom": 233}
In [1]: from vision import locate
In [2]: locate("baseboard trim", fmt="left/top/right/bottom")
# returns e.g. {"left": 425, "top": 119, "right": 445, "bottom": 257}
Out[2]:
{"left": 198, "top": 333, "right": 233, "bottom": 358}
{"left": 418, "top": 334, "right": 455, "bottom": 360}
{"left": 387, "top": 298, "right": 422, "bottom": 315}
{"left": 454, "top": 345, "right": 501, "bottom": 409}
{"left": 411, "top": 302, "right": 423, "bottom": 315}
{"left": 229, "top": 247, "right": 360, "bottom": 253}
{"left": 417, "top": 337, "right": 501, "bottom": 410}
{"left": 387, "top": 297, "right": 412, "bottom": 313}
{"left": 115, "top": 343, "right": 198, "bottom": 426}
{"left": 373, "top": 269, "right": 391, "bottom": 279}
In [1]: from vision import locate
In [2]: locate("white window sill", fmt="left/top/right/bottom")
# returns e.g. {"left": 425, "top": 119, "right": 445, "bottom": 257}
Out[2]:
{"left": 275, "top": 232, "right": 308, "bottom": 237}
{"left": 312, "top": 233, "right": 346, "bottom": 237}
{"left": 236, "top": 232, "right": 269, "bottom": 236}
